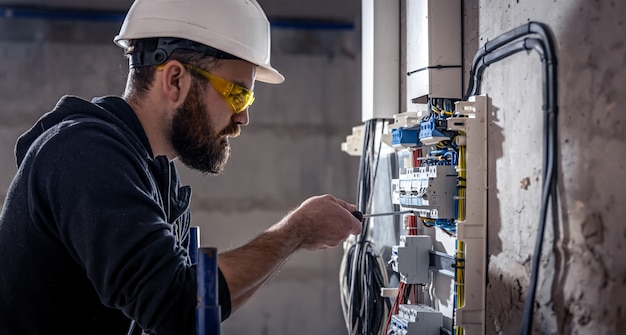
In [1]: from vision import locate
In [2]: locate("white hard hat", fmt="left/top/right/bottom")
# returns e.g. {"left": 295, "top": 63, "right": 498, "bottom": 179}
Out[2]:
{"left": 114, "top": 0, "right": 284, "bottom": 84}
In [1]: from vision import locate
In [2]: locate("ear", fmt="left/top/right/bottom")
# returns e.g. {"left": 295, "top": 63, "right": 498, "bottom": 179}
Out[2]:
{"left": 159, "top": 61, "right": 191, "bottom": 107}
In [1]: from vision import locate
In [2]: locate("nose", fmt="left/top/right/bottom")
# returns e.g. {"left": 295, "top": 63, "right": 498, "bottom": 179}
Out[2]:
{"left": 232, "top": 108, "right": 249, "bottom": 126}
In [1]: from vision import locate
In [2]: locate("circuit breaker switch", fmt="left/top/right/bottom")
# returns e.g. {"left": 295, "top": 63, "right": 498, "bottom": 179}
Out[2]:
{"left": 391, "top": 235, "right": 432, "bottom": 284}
{"left": 394, "top": 165, "right": 458, "bottom": 219}
{"left": 398, "top": 304, "right": 443, "bottom": 335}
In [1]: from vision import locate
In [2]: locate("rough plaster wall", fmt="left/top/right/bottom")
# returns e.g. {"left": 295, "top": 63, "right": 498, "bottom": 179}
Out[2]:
{"left": 469, "top": 0, "right": 626, "bottom": 334}
{"left": 0, "top": 10, "right": 361, "bottom": 335}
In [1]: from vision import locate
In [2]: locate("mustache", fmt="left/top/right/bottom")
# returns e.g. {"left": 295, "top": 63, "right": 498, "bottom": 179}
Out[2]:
{"left": 219, "top": 123, "right": 241, "bottom": 138}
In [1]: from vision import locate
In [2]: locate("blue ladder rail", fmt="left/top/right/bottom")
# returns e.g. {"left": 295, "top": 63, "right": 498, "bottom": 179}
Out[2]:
{"left": 190, "top": 227, "right": 221, "bottom": 335}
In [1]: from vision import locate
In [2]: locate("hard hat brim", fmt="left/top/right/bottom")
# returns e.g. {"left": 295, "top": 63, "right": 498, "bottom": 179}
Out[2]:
{"left": 257, "top": 66, "right": 284, "bottom": 84}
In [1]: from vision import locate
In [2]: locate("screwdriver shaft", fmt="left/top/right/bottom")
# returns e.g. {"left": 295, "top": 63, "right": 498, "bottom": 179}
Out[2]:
{"left": 351, "top": 210, "right": 415, "bottom": 221}
{"left": 362, "top": 210, "right": 415, "bottom": 218}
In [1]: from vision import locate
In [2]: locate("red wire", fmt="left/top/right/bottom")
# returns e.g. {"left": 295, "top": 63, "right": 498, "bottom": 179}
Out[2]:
{"left": 408, "top": 215, "right": 417, "bottom": 236}
{"left": 384, "top": 215, "right": 419, "bottom": 333}
{"left": 385, "top": 281, "right": 408, "bottom": 334}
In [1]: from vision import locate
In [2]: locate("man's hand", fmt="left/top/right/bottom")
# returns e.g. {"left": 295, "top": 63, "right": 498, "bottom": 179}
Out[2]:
{"left": 277, "top": 194, "right": 362, "bottom": 250}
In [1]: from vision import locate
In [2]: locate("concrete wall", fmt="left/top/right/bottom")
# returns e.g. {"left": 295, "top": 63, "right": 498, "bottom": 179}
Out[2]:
{"left": 471, "top": 0, "right": 626, "bottom": 334}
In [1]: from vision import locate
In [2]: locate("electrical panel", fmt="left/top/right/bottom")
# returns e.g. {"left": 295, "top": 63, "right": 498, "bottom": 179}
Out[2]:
{"left": 384, "top": 96, "right": 488, "bottom": 335}
{"left": 341, "top": 1, "right": 485, "bottom": 334}
{"left": 340, "top": 96, "right": 487, "bottom": 335}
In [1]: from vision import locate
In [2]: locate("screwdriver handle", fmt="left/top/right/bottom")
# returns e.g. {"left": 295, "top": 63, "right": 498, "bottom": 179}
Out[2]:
{"left": 351, "top": 211, "right": 363, "bottom": 222}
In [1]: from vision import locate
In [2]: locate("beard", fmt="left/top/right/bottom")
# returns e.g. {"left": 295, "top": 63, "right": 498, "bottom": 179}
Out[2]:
{"left": 171, "top": 80, "right": 240, "bottom": 174}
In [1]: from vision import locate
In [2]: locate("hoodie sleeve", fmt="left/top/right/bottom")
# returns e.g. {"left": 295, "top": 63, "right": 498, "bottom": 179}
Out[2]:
{"left": 26, "top": 118, "right": 196, "bottom": 335}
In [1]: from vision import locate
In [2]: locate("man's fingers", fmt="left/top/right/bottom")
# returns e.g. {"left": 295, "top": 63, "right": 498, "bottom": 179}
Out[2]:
{"left": 351, "top": 211, "right": 363, "bottom": 222}
{"left": 330, "top": 195, "right": 357, "bottom": 212}
{"left": 351, "top": 220, "right": 363, "bottom": 235}
{"left": 330, "top": 197, "right": 361, "bottom": 234}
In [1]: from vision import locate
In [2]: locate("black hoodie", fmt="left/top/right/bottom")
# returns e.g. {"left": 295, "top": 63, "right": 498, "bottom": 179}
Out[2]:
{"left": 0, "top": 96, "right": 230, "bottom": 335}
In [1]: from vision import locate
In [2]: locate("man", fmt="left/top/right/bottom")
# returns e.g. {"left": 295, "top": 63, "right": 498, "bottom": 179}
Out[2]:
{"left": 0, "top": 0, "right": 361, "bottom": 334}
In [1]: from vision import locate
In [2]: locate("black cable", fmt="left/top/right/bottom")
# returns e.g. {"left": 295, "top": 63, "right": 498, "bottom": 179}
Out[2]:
{"left": 407, "top": 64, "right": 462, "bottom": 76}
{"left": 469, "top": 38, "right": 545, "bottom": 98}
{"left": 463, "top": 21, "right": 558, "bottom": 335}
{"left": 521, "top": 23, "right": 558, "bottom": 335}
{"left": 343, "top": 240, "right": 388, "bottom": 335}
{"left": 460, "top": 0, "right": 465, "bottom": 96}
{"left": 358, "top": 119, "right": 382, "bottom": 241}
{"left": 342, "top": 119, "right": 389, "bottom": 335}
{"left": 464, "top": 23, "right": 534, "bottom": 100}
{"left": 355, "top": 121, "right": 369, "bottom": 215}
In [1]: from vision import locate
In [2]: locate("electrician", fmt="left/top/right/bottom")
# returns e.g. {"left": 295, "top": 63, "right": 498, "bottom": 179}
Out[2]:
{"left": 0, "top": 0, "right": 362, "bottom": 334}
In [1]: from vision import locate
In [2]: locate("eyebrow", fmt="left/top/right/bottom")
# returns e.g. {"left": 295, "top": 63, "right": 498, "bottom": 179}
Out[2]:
{"left": 234, "top": 80, "right": 251, "bottom": 90}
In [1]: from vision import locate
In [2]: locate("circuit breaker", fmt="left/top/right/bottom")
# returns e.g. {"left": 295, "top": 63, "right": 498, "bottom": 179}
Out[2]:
{"left": 390, "top": 235, "right": 432, "bottom": 284}
{"left": 388, "top": 304, "right": 444, "bottom": 335}
{"left": 394, "top": 165, "right": 458, "bottom": 219}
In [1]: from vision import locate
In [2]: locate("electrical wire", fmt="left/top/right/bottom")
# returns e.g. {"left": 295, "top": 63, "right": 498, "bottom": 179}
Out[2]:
{"left": 340, "top": 119, "right": 390, "bottom": 335}
{"left": 453, "top": 142, "right": 467, "bottom": 335}
{"left": 384, "top": 271, "right": 411, "bottom": 335}
{"left": 457, "top": 142, "right": 467, "bottom": 223}
{"left": 454, "top": 239, "right": 465, "bottom": 335}
{"left": 383, "top": 212, "right": 423, "bottom": 334}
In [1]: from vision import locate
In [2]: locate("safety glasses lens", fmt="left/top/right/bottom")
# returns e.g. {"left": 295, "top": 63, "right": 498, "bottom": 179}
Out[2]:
{"left": 228, "top": 89, "right": 255, "bottom": 113}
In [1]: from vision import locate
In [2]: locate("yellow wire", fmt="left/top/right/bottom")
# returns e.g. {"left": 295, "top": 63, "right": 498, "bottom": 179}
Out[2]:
{"left": 455, "top": 240, "right": 465, "bottom": 335}
{"left": 455, "top": 138, "right": 466, "bottom": 335}
{"left": 420, "top": 217, "right": 435, "bottom": 227}
{"left": 458, "top": 144, "right": 466, "bottom": 221}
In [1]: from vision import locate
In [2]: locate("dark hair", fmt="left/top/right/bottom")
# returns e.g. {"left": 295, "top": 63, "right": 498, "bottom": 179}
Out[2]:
{"left": 122, "top": 38, "right": 219, "bottom": 103}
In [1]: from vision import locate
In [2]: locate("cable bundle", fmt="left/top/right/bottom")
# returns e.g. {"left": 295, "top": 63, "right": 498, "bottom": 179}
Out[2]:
{"left": 340, "top": 119, "right": 390, "bottom": 335}
{"left": 340, "top": 238, "right": 389, "bottom": 335}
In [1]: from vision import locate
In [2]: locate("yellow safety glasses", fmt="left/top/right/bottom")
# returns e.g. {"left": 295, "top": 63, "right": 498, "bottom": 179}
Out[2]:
{"left": 156, "top": 63, "right": 255, "bottom": 113}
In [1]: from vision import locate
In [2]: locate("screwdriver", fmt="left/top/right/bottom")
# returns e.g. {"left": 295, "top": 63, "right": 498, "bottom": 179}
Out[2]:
{"left": 351, "top": 210, "right": 416, "bottom": 222}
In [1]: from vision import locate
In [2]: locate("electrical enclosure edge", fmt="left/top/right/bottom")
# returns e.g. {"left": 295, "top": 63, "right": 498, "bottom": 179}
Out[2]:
{"left": 406, "top": 0, "right": 462, "bottom": 110}
{"left": 449, "top": 95, "right": 488, "bottom": 335}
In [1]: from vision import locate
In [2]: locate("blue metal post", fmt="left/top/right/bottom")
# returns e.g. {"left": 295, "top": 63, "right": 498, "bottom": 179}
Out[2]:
{"left": 189, "top": 227, "right": 200, "bottom": 265}
{"left": 196, "top": 247, "right": 221, "bottom": 335}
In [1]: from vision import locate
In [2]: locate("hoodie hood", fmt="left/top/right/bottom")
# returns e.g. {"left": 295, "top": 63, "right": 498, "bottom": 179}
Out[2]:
{"left": 15, "top": 95, "right": 152, "bottom": 167}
